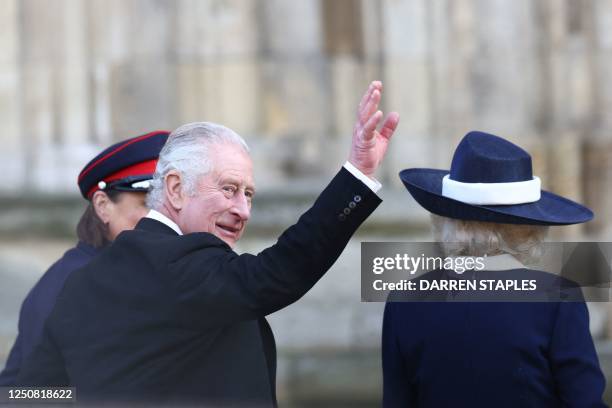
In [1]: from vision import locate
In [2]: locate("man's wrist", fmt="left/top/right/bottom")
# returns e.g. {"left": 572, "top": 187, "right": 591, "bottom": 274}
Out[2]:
{"left": 343, "top": 161, "right": 382, "bottom": 193}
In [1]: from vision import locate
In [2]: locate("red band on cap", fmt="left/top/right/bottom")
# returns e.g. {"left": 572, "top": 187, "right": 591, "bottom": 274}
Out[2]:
{"left": 86, "top": 159, "right": 158, "bottom": 198}
{"left": 78, "top": 131, "right": 168, "bottom": 183}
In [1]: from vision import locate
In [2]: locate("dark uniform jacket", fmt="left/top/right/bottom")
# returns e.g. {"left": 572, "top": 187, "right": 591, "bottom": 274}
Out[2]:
{"left": 0, "top": 242, "right": 98, "bottom": 385}
{"left": 382, "top": 269, "right": 607, "bottom": 407}
{"left": 16, "top": 168, "right": 380, "bottom": 406}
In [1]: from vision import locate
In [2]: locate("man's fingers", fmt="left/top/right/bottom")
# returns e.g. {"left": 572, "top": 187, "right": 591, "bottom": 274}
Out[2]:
{"left": 360, "top": 89, "right": 381, "bottom": 125}
{"left": 357, "top": 84, "right": 374, "bottom": 113}
{"left": 379, "top": 112, "right": 400, "bottom": 140}
{"left": 362, "top": 110, "right": 383, "bottom": 141}
{"left": 358, "top": 81, "right": 382, "bottom": 116}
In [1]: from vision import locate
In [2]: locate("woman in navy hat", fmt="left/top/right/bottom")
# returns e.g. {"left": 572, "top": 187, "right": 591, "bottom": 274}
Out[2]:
{"left": 383, "top": 131, "right": 606, "bottom": 407}
{"left": 0, "top": 131, "right": 169, "bottom": 385}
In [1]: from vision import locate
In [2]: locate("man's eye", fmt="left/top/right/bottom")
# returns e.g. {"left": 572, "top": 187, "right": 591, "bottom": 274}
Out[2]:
{"left": 245, "top": 190, "right": 254, "bottom": 199}
{"left": 223, "top": 186, "right": 236, "bottom": 194}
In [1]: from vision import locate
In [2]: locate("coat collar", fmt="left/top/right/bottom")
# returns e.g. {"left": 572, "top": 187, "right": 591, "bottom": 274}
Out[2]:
{"left": 135, "top": 216, "right": 232, "bottom": 250}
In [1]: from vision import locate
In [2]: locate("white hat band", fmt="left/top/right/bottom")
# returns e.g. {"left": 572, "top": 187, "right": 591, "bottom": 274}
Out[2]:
{"left": 442, "top": 175, "right": 541, "bottom": 205}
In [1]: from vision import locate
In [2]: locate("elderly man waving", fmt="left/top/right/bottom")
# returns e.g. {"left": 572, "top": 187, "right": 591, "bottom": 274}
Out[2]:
{"left": 17, "top": 82, "right": 399, "bottom": 407}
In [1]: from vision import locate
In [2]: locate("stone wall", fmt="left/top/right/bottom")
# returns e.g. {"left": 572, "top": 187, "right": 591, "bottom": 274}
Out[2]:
{"left": 1, "top": 0, "right": 612, "bottom": 405}
{"left": 0, "top": 1, "right": 610, "bottom": 233}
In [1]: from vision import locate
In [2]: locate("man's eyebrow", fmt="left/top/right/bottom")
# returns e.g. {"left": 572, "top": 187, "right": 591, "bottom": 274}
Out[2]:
{"left": 220, "top": 177, "right": 240, "bottom": 185}
{"left": 220, "top": 177, "right": 256, "bottom": 192}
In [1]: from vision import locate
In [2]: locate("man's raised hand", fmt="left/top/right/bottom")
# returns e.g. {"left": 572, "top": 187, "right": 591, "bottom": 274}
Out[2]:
{"left": 349, "top": 81, "right": 400, "bottom": 179}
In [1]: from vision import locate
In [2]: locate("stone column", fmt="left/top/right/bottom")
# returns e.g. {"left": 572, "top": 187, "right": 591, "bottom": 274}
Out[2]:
{"left": 325, "top": 0, "right": 369, "bottom": 169}
{"left": 427, "top": 0, "right": 476, "bottom": 169}
{"left": 174, "top": 0, "right": 267, "bottom": 185}
{"left": 433, "top": 0, "right": 541, "bottom": 166}
{"left": 380, "top": 0, "right": 434, "bottom": 187}
{"left": 257, "top": 0, "right": 331, "bottom": 185}
{"left": 585, "top": 0, "right": 612, "bottom": 236}
{"left": 106, "top": 0, "right": 176, "bottom": 140}
{"left": 174, "top": 0, "right": 260, "bottom": 137}
{"left": 20, "top": 0, "right": 61, "bottom": 193}
{"left": 530, "top": 0, "right": 595, "bottom": 239}
{"left": 585, "top": 0, "right": 612, "bottom": 339}
{"left": 0, "top": 0, "right": 22, "bottom": 194}
{"left": 85, "top": 0, "right": 116, "bottom": 146}
{"left": 19, "top": 0, "right": 98, "bottom": 194}
{"left": 470, "top": 0, "right": 539, "bottom": 137}
{"left": 54, "top": 0, "right": 94, "bottom": 193}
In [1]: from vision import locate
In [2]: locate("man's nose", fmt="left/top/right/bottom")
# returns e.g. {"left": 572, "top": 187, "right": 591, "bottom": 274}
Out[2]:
{"left": 232, "top": 193, "right": 251, "bottom": 221}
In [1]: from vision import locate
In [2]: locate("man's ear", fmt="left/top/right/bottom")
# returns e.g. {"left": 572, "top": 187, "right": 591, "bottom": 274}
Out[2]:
{"left": 92, "top": 191, "right": 112, "bottom": 224}
{"left": 164, "top": 170, "right": 185, "bottom": 211}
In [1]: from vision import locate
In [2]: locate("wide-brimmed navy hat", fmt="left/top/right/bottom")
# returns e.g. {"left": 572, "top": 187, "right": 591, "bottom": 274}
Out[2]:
{"left": 78, "top": 130, "right": 169, "bottom": 199}
{"left": 400, "top": 131, "right": 593, "bottom": 225}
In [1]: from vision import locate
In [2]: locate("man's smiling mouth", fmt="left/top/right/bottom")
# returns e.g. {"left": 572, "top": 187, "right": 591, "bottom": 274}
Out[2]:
{"left": 216, "top": 224, "right": 239, "bottom": 235}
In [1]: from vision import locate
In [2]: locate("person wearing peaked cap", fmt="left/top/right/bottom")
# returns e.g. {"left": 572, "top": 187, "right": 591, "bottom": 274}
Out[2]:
{"left": 76, "top": 130, "right": 170, "bottom": 247}
{"left": 0, "top": 130, "right": 169, "bottom": 386}
{"left": 383, "top": 131, "right": 606, "bottom": 407}
{"left": 15, "top": 82, "right": 400, "bottom": 406}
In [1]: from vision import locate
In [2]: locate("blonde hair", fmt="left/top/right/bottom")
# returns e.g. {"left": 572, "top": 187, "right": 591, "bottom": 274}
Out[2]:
{"left": 431, "top": 214, "right": 549, "bottom": 265}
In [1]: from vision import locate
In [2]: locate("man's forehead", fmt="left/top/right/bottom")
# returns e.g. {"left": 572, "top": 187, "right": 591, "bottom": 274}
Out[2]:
{"left": 206, "top": 144, "right": 254, "bottom": 185}
{"left": 209, "top": 142, "right": 251, "bottom": 163}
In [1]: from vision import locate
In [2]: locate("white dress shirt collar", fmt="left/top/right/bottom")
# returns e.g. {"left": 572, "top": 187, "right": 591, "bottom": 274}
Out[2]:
{"left": 145, "top": 209, "right": 183, "bottom": 235}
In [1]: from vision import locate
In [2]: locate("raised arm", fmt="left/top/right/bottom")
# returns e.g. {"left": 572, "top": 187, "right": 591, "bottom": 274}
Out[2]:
{"left": 170, "top": 82, "right": 399, "bottom": 328}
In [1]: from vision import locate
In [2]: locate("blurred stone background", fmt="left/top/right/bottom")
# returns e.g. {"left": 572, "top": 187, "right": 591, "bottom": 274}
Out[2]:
{"left": 1, "top": 0, "right": 612, "bottom": 406}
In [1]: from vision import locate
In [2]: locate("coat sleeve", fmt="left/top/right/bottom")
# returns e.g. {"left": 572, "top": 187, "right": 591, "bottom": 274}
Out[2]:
{"left": 169, "top": 167, "right": 381, "bottom": 328}
{"left": 382, "top": 302, "right": 416, "bottom": 407}
{"left": 549, "top": 300, "right": 607, "bottom": 407}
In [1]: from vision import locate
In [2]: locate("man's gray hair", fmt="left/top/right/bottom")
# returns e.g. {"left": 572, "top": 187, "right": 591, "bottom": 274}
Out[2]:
{"left": 431, "top": 214, "right": 549, "bottom": 266}
{"left": 146, "top": 122, "right": 249, "bottom": 210}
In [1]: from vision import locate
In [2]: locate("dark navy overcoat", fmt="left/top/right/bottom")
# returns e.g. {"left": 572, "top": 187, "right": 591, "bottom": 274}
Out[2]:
{"left": 382, "top": 271, "right": 607, "bottom": 407}
{"left": 0, "top": 242, "right": 98, "bottom": 385}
